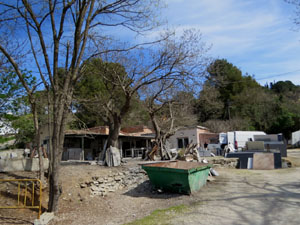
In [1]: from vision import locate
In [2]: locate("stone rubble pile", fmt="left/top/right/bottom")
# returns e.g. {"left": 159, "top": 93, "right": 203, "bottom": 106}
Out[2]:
{"left": 80, "top": 167, "right": 148, "bottom": 197}
{"left": 207, "top": 158, "right": 238, "bottom": 168}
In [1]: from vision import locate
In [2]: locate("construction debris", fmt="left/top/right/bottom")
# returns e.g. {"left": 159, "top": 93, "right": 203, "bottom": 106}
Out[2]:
{"left": 105, "top": 146, "right": 121, "bottom": 167}
{"left": 210, "top": 168, "right": 219, "bottom": 176}
{"left": 146, "top": 142, "right": 206, "bottom": 162}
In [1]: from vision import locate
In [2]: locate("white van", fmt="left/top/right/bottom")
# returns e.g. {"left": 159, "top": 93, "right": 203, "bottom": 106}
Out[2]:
{"left": 219, "top": 131, "right": 266, "bottom": 150}
{"left": 234, "top": 131, "right": 266, "bottom": 150}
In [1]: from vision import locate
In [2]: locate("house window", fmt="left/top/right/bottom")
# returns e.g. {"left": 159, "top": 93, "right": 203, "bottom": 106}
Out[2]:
{"left": 177, "top": 138, "right": 189, "bottom": 148}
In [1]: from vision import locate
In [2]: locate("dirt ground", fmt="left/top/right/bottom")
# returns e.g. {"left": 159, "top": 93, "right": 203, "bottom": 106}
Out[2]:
{"left": 1, "top": 149, "right": 300, "bottom": 225}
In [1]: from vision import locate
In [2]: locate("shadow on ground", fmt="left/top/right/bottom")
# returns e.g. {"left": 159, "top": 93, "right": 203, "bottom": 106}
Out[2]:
{"left": 123, "top": 180, "right": 183, "bottom": 199}
{"left": 181, "top": 170, "right": 300, "bottom": 225}
{"left": 0, "top": 216, "right": 33, "bottom": 225}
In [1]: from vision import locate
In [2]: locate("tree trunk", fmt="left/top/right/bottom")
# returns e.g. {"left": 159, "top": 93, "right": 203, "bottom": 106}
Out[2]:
{"left": 31, "top": 102, "right": 45, "bottom": 183}
{"left": 48, "top": 90, "right": 72, "bottom": 212}
{"left": 107, "top": 114, "right": 121, "bottom": 148}
{"left": 48, "top": 131, "right": 63, "bottom": 212}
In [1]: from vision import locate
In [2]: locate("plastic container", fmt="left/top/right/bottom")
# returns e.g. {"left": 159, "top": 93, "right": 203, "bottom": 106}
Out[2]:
{"left": 247, "top": 157, "right": 253, "bottom": 169}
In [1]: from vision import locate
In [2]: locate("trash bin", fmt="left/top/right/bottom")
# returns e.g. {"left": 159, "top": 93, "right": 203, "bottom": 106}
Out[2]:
{"left": 142, "top": 161, "right": 211, "bottom": 194}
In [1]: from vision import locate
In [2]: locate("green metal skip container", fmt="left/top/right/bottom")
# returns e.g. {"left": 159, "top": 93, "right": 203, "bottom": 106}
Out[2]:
{"left": 142, "top": 161, "right": 212, "bottom": 194}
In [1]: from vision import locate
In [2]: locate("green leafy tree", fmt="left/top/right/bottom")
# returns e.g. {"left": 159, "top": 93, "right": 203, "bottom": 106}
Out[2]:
{"left": 195, "top": 85, "right": 224, "bottom": 122}
{"left": 271, "top": 80, "right": 297, "bottom": 94}
{"left": 268, "top": 106, "right": 295, "bottom": 139}
{"left": 74, "top": 58, "right": 150, "bottom": 129}
{"left": 0, "top": 69, "right": 36, "bottom": 116}
{"left": 11, "top": 114, "right": 34, "bottom": 146}
{"left": 205, "top": 59, "right": 259, "bottom": 119}
{"left": 232, "top": 87, "right": 278, "bottom": 131}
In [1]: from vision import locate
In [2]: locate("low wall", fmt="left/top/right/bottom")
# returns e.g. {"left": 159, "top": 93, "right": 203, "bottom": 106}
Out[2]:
{"left": 0, "top": 149, "right": 26, "bottom": 159}
{"left": 0, "top": 158, "right": 49, "bottom": 172}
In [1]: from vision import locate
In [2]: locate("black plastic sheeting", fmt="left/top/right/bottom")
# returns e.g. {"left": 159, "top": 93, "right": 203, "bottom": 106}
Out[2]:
{"left": 226, "top": 152, "right": 282, "bottom": 169}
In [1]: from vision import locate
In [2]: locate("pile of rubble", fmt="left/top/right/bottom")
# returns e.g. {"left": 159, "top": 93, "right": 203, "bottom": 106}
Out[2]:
{"left": 80, "top": 167, "right": 148, "bottom": 197}
{"left": 207, "top": 157, "right": 238, "bottom": 168}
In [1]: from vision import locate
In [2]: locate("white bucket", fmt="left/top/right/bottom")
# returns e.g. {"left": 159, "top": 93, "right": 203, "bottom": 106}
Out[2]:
{"left": 247, "top": 157, "right": 253, "bottom": 169}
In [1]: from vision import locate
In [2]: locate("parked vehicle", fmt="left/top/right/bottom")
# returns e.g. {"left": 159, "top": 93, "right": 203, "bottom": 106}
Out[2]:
{"left": 219, "top": 131, "right": 266, "bottom": 150}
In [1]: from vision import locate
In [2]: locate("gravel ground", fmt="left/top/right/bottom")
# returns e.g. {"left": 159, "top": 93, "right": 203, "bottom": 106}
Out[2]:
{"left": 168, "top": 167, "right": 300, "bottom": 225}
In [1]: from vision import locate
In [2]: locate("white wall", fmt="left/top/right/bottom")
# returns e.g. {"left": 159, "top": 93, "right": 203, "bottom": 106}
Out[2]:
{"left": 292, "top": 130, "right": 300, "bottom": 147}
{"left": 168, "top": 128, "right": 198, "bottom": 149}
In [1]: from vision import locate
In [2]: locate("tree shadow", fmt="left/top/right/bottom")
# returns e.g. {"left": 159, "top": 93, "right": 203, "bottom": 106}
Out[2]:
{"left": 0, "top": 171, "right": 35, "bottom": 180}
{"left": 0, "top": 189, "right": 47, "bottom": 213}
{"left": 0, "top": 216, "right": 33, "bottom": 225}
{"left": 186, "top": 172, "right": 300, "bottom": 225}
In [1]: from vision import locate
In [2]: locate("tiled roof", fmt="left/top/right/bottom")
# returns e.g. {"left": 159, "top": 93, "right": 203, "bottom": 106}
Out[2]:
{"left": 65, "top": 125, "right": 155, "bottom": 137}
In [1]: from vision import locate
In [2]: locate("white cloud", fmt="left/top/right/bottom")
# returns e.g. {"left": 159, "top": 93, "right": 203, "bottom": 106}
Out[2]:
{"left": 161, "top": 0, "right": 300, "bottom": 85}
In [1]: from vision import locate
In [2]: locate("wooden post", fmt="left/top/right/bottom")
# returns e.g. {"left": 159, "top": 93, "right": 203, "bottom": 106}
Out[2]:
{"left": 81, "top": 137, "right": 84, "bottom": 161}
{"left": 119, "top": 139, "right": 122, "bottom": 158}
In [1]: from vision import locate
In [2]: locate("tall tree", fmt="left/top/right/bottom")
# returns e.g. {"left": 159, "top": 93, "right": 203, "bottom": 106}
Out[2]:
{"left": 0, "top": 0, "right": 161, "bottom": 212}
{"left": 197, "top": 59, "right": 260, "bottom": 122}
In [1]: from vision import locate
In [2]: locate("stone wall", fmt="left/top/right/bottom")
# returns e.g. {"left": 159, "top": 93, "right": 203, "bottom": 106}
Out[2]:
{"left": 80, "top": 166, "right": 148, "bottom": 197}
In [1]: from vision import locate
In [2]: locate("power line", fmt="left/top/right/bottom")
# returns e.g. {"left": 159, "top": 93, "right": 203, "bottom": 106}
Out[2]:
{"left": 256, "top": 69, "right": 300, "bottom": 81}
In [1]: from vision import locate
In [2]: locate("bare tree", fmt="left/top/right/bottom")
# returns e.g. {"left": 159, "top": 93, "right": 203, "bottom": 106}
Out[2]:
{"left": 75, "top": 30, "right": 209, "bottom": 154}
{"left": 0, "top": 0, "right": 161, "bottom": 212}
{"left": 143, "top": 78, "right": 202, "bottom": 159}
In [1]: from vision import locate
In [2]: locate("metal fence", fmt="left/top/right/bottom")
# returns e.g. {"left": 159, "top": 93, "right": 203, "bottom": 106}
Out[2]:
{"left": 0, "top": 179, "right": 42, "bottom": 219}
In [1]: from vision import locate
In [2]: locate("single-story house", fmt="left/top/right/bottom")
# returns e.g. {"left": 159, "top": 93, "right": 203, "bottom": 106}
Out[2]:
{"left": 39, "top": 125, "right": 155, "bottom": 161}
{"left": 168, "top": 126, "right": 218, "bottom": 149}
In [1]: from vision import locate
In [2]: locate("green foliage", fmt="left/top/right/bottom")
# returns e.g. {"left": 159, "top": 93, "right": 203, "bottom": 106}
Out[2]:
{"left": 122, "top": 97, "right": 150, "bottom": 127}
{"left": 203, "top": 59, "right": 260, "bottom": 120}
{"left": 206, "top": 59, "right": 259, "bottom": 103}
{"left": 125, "top": 204, "right": 188, "bottom": 225}
{"left": 195, "top": 85, "right": 224, "bottom": 122}
{"left": 11, "top": 114, "right": 34, "bottom": 146}
{"left": 74, "top": 59, "right": 125, "bottom": 127}
{"left": 0, "top": 136, "right": 15, "bottom": 144}
{"left": 270, "top": 80, "right": 297, "bottom": 94}
{"left": 268, "top": 106, "right": 295, "bottom": 139}
{"left": 0, "top": 69, "right": 23, "bottom": 115}
{"left": 0, "top": 69, "right": 36, "bottom": 115}
{"left": 74, "top": 58, "right": 149, "bottom": 128}
{"left": 195, "top": 59, "right": 300, "bottom": 138}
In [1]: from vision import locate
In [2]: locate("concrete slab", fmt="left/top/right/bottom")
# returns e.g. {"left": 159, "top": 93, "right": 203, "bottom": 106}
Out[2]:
{"left": 246, "top": 141, "right": 264, "bottom": 150}
{"left": 253, "top": 153, "right": 274, "bottom": 170}
{"left": 34, "top": 212, "right": 54, "bottom": 225}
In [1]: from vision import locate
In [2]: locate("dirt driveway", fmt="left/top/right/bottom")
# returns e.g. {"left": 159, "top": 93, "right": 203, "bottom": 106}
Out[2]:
{"left": 165, "top": 167, "right": 300, "bottom": 225}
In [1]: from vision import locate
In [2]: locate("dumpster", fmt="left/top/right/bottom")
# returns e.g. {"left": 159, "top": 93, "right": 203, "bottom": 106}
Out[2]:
{"left": 142, "top": 161, "right": 211, "bottom": 194}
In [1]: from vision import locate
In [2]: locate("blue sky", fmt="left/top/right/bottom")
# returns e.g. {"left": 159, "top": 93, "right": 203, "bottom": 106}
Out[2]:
{"left": 160, "top": 0, "right": 300, "bottom": 85}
